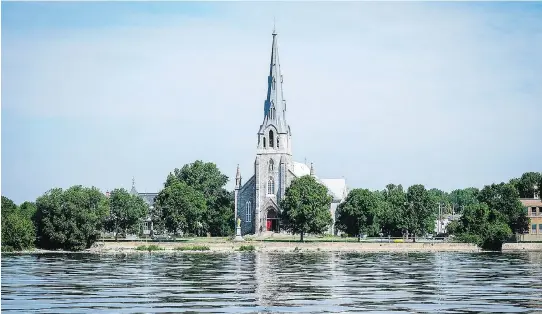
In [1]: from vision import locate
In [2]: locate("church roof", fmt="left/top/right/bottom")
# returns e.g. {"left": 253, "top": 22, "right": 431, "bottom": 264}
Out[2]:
{"left": 290, "top": 161, "right": 311, "bottom": 177}
{"left": 139, "top": 192, "right": 158, "bottom": 206}
{"left": 289, "top": 161, "right": 348, "bottom": 201}
{"left": 258, "top": 30, "right": 289, "bottom": 134}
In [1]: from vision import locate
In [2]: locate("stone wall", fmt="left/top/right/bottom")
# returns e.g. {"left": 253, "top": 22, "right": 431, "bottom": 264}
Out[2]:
{"left": 237, "top": 176, "right": 256, "bottom": 235}
{"left": 502, "top": 242, "right": 542, "bottom": 252}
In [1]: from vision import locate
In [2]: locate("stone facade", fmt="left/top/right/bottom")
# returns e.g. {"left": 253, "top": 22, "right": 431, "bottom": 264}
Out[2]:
{"left": 235, "top": 30, "right": 348, "bottom": 236}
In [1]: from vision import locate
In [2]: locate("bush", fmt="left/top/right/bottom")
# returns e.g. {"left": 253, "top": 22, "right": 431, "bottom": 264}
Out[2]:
{"left": 1, "top": 213, "right": 35, "bottom": 251}
{"left": 238, "top": 245, "right": 255, "bottom": 252}
{"left": 135, "top": 245, "right": 163, "bottom": 251}
{"left": 456, "top": 233, "right": 483, "bottom": 246}
{"left": 1, "top": 196, "right": 36, "bottom": 251}
{"left": 175, "top": 245, "right": 210, "bottom": 251}
{"left": 2, "top": 246, "right": 15, "bottom": 253}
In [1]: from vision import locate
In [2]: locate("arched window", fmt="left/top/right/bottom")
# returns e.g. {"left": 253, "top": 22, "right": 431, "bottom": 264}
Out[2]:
{"left": 269, "top": 159, "right": 274, "bottom": 172}
{"left": 263, "top": 137, "right": 266, "bottom": 148}
{"left": 246, "top": 201, "right": 251, "bottom": 222}
{"left": 267, "top": 176, "right": 275, "bottom": 195}
{"left": 269, "top": 130, "right": 274, "bottom": 148}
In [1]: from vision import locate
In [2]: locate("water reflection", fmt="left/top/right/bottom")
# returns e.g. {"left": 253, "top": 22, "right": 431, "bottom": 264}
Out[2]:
{"left": 2, "top": 252, "right": 541, "bottom": 313}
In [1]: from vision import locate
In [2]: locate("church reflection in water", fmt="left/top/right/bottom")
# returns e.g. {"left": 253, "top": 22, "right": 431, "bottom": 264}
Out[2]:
{"left": 252, "top": 252, "right": 335, "bottom": 308}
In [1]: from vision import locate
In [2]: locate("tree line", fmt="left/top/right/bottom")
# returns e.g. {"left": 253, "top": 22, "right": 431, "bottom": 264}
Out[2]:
{"left": 279, "top": 172, "right": 539, "bottom": 250}
{"left": 2, "top": 165, "right": 540, "bottom": 252}
{"left": 1, "top": 161, "right": 233, "bottom": 252}
{"left": 333, "top": 172, "right": 540, "bottom": 250}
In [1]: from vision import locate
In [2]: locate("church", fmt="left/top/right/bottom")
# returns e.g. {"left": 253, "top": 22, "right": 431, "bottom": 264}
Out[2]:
{"left": 234, "top": 30, "right": 348, "bottom": 236}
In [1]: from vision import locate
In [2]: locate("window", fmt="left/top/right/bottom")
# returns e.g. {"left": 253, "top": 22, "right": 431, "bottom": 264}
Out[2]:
{"left": 246, "top": 201, "right": 251, "bottom": 222}
{"left": 539, "top": 224, "right": 542, "bottom": 234}
{"left": 532, "top": 224, "right": 537, "bottom": 233}
{"left": 269, "top": 159, "right": 274, "bottom": 172}
{"left": 273, "top": 77, "right": 276, "bottom": 90}
{"left": 268, "top": 177, "right": 275, "bottom": 195}
{"left": 277, "top": 137, "right": 280, "bottom": 148}
{"left": 532, "top": 207, "right": 537, "bottom": 216}
{"left": 269, "top": 130, "right": 274, "bottom": 148}
{"left": 263, "top": 137, "right": 266, "bottom": 148}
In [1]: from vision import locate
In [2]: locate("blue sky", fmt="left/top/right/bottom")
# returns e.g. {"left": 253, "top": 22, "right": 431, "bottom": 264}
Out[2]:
{"left": 2, "top": 2, "right": 541, "bottom": 204}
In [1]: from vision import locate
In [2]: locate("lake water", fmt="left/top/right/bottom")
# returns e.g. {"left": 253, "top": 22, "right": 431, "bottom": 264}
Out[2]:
{"left": 2, "top": 252, "right": 542, "bottom": 313}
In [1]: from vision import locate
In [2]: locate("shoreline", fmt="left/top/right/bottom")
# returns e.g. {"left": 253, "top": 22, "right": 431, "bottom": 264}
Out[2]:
{"left": 5, "top": 241, "right": 482, "bottom": 254}
{"left": 5, "top": 241, "right": 541, "bottom": 255}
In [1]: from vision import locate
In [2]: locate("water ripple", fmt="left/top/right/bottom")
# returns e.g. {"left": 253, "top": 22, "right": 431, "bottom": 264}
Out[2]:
{"left": 2, "top": 252, "right": 542, "bottom": 313}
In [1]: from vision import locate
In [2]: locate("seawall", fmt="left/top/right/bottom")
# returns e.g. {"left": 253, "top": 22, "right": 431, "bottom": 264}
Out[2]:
{"left": 502, "top": 242, "right": 542, "bottom": 252}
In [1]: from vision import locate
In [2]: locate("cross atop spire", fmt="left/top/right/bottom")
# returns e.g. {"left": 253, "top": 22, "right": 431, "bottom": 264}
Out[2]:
{"left": 273, "top": 17, "right": 276, "bottom": 35}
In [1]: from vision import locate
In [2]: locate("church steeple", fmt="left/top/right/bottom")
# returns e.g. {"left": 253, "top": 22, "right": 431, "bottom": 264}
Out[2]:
{"left": 257, "top": 28, "right": 292, "bottom": 155}
{"left": 260, "top": 28, "right": 288, "bottom": 134}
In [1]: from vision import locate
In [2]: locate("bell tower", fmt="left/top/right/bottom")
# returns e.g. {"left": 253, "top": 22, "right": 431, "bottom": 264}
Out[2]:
{"left": 253, "top": 28, "right": 293, "bottom": 234}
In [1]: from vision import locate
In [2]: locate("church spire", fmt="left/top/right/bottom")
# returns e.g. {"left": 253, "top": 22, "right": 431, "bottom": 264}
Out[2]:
{"left": 130, "top": 177, "right": 138, "bottom": 195}
{"left": 260, "top": 28, "right": 288, "bottom": 134}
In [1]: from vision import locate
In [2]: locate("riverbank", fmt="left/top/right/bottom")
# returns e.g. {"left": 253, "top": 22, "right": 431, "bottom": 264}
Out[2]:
{"left": 5, "top": 241, "right": 485, "bottom": 254}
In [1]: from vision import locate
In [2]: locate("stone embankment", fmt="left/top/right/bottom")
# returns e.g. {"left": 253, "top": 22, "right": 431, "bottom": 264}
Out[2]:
{"left": 85, "top": 241, "right": 481, "bottom": 254}
{"left": 502, "top": 242, "right": 542, "bottom": 252}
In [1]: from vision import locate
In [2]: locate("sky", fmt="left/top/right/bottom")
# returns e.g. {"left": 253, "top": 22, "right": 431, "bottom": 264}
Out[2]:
{"left": 2, "top": 1, "right": 541, "bottom": 204}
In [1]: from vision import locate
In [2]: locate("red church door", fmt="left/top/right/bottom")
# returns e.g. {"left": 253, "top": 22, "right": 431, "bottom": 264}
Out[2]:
{"left": 266, "top": 219, "right": 272, "bottom": 231}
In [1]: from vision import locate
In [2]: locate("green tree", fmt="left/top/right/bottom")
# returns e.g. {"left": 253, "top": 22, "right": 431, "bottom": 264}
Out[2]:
{"left": 166, "top": 160, "right": 233, "bottom": 236}
{"left": 108, "top": 188, "right": 148, "bottom": 240}
{"left": 477, "top": 183, "right": 528, "bottom": 234}
{"left": 35, "top": 186, "right": 109, "bottom": 251}
{"left": 454, "top": 203, "right": 512, "bottom": 250}
{"left": 1, "top": 196, "right": 18, "bottom": 220}
{"left": 428, "top": 188, "right": 451, "bottom": 209}
{"left": 19, "top": 201, "right": 37, "bottom": 221}
{"left": 1, "top": 196, "right": 36, "bottom": 251}
{"left": 405, "top": 184, "right": 436, "bottom": 241}
{"left": 379, "top": 184, "right": 407, "bottom": 237}
{"left": 207, "top": 189, "right": 234, "bottom": 236}
{"left": 155, "top": 180, "right": 207, "bottom": 236}
{"left": 167, "top": 160, "right": 228, "bottom": 199}
{"left": 336, "top": 189, "right": 382, "bottom": 240}
{"left": 449, "top": 187, "right": 479, "bottom": 214}
{"left": 511, "top": 172, "right": 542, "bottom": 198}
{"left": 280, "top": 175, "right": 332, "bottom": 241}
